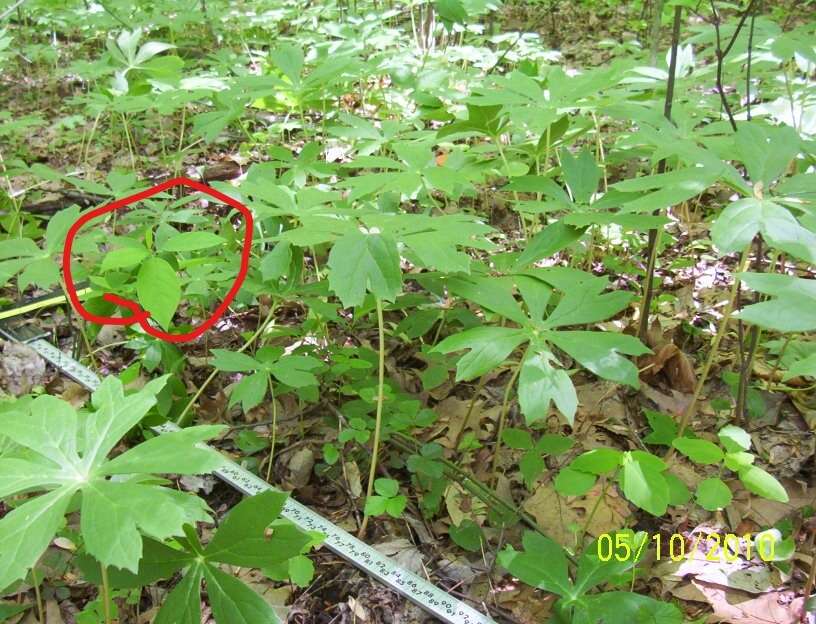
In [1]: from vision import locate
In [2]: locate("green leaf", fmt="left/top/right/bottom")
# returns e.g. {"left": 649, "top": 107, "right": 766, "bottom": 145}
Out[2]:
{"left": 718, "top": 425, "right": 751, "bottom": 453}
{"left": 643, "top": 410, "right": 678, "bottom": 446}
{"left": 364, "top": 496, "right": 388, "bottom": 516}
{"left": 570, "top": 449, "right": 622, "bottom": 475}
{"left": 695, "top": 477, "right": 732, "bottom": 511}
{"left": 101, "top": 247, "right": 149, "bottom": 272}
{"left": 80, "top": 481, "right": 210, "bottom": 572}
{"left": 260, "top": 242, "right": 292, "bottom": 282}
{"left": 154, "top": 566, "right": 203, "bottom": 624}
{"left": 84, "top": 376, "right": 168, "bottom": 467}
{"left": 560, "top": 147, "right": 600, "bottom": 204}
{"left": 619, "top": 453, "right": 669, "bottom": 516}
{"left": 734, "top": 121, "right": 800, "bottom": 188}
{"left": 287, "top": 555, "right": 315, "bottom": 588}
{"left": 518, "top": 348, "right": 577, "bottom": 425}
{"left": 0, "top": 602, "right": 31, "bottom": 620}
{"left": 497, "top": 532, "right": 572, "bottom": 597}
{"left": 501, "top": 428, "right": 534, "bottom": 450}
{"left": 204, "top": 491, "right": 310, "bottom": 567}
{"left": 433, "top": 326, "right": 527, "bottom": 381}
{"left": 372, "top": 478, "right": 398, "bottom": 498}
{"left": 783, "top": 352, "right": 816, "bottom": 380}
{"left": 137, "top": 257, "right": 181, "bottom": 329}
{"left": 520, "top": 451, "right": 545, "bottom": 489}
{"left": 0, "top": 489, "right": 74, "bottom": 591}
{"left": 738, "top": 465, "right": 789, "bottom": 502}
{"left": 543, "top": 278, "right": 633, "bottom": 329}
{"left": 328, "top": 230, "right": 402, "bottom": 308}
{"left": 0, "top": 457, "right": 64, "bottom": 498}
{"left": 671, "top": 438, "right": 724, "bottom": 465}
{"left": 75, "top": 538, "right": 193, "bottom": 589}
{"left": 580, "top": 591, "right": 683, "bottom": 624}
{"left": 514, "top": 221, "right": 585, "bottom": 268}
{"left": 230, "top": 372, "right": 268, "bottom": 412}
{"left": 536, "top": 434, "right": 574, "bottom": 455}
{"left": 204, "top": 564, "right": 280, "bottom": 624}
{"left": 446, "top": 275, "right": 527, "bottom": 325}
{"left": 210, "top": 349, "right": 261, "bottom": 372}
{"left": 554, "top": 467, "right": 596, "bottom": 496}
{"left": 449, "top": 519, "right": 483, "bottom": 552}
{"left": 664, "top": 472, "right": 691, "bottom": 506}
{"left": 737, "top": 274, "right": 816, "bottom": 332}
{"left": 546, "top": 331, "right": 648, "bottom": 387}
{"left": 711, "top": 198, "right": 816, "bottom": 263}
{"left": 163, "top": 231, "right": 226, "bottom": 252}
{"left": 268, "top": 356, "right": 320, "bottom": 388}
{"left": 435, "top": 0, "right": 467, "bottom": 23}
{"left": 102, "top": 425, "right": 225, "bottom": 475}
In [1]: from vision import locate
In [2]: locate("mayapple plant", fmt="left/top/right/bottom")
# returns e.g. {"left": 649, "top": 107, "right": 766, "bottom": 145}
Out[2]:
{"left": 0, "top": 376, "right": 225, "bottom": 592}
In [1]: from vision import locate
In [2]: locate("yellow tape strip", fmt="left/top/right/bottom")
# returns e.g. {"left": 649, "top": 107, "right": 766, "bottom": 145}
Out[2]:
{"left": 0, "top": 287, "right": 92, "bottom": 322}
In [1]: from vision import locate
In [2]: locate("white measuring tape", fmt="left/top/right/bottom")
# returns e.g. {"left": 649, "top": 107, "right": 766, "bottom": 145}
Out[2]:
{"left": 1, "top": 323, "right": 496, "bottom": 624}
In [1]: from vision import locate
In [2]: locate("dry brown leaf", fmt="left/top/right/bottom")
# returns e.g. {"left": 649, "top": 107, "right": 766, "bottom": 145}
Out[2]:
{"left": 729, "top": 479, "right": 815, "bottom": 527}
{"left": 522, "top": 481, "right": 628, "bottom": 547}
{"left": 692, "top": 580, "right": 810, "bottom": 624}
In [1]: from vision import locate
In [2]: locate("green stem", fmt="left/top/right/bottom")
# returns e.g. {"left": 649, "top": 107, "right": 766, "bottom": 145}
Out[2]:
{"left": 30, "top": 565, "right": 45, "bottom": 624}
{"left": 358, "top": 298, "right": 386, "bottom": 538}
{"left": 176, "top": 304, "right": 277, "bottom": 426}
{"left": 265, "top": 372, "right": 278, "bottom": 482}
{"left": 666, "top": 243, "right": 754, "bottom": 460}
{"left": 490, "top": 360, "right": 523, "bottom": 481}
{"left": 100, "top": 563, "right": 113, "bottom": 624}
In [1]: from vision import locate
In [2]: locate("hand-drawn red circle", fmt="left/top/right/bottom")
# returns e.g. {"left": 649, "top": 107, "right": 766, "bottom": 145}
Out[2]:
{"left": 62, "top": 176, "right": 254, "bottom": 343}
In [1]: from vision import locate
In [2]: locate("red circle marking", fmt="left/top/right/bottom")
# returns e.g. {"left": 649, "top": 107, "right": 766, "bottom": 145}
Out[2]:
{"left": 62, "top": 176, "right": 254, "bottom": 343}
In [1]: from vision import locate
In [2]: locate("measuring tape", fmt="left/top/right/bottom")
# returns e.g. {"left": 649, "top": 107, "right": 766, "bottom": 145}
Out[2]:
{"left": 0, "top": 319, "right": 496, "bottom": 624}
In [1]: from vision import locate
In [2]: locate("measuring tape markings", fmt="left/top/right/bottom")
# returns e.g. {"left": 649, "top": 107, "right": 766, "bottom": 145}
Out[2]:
{"left": 4, "top": 328, "right": 495, "bottom": 624}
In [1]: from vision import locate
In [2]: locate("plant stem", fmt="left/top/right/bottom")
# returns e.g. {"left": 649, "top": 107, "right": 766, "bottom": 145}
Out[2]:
{"left": 176, "top": 304, "right": 277, "bottom": 427}
{"left": 100, "top": 563, "right": 112, "bottom": 624}
{"left": 265, "top": 372, "right": 278, "bottom": 482}
{"left": 648, "top": 0, "right": 665, "bottom": 65}
{"left": 490, "top": 360, "right": 523, "bottom": 481}
{"left": 358, "top": 298, "right": 386, "bottom": 538}
{"left": 637, "top": 4, "right": 682, "bottom": 342}
{"left": 30, "top": 565, "right": 45, "bottom": 624}
{"left": 666, "top": 244, "right": 753, "bottom": 460}
{"left": 736, "top": 236, "right": 764, "bottom": 423}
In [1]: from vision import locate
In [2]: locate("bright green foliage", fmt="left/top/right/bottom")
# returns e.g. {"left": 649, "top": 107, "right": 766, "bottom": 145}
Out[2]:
{"left": 328, "top": 229, "right": 402, "bottom": 308}
{"left": 499, "top": 532, "right": 682, "bottom": 623}
{"left": 83, "top": 491, "right": 313, "bottom": 623}
{"left": 363, "top": 478, "right": 407, "bottom": 518}
{"left": 434, "top": 271, "right": 649, "bottom": 424}
{"left": 137, "top": 257, "right": 181, "bottom": 329}
{"left": 0, "top": 377, "right": 223, "bottom": 591}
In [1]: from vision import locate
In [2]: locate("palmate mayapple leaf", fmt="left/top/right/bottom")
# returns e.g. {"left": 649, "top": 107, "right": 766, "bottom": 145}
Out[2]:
{"left": 102, "top": 425, "right": 226, "bottom": 476}
{"left": 736, "top": 273, "right": 816, "bottom": 332}
{"left": 546, "top": 330, "right": 650, "bottom": 388}
{"left": 0, "top": 376, "right": 221, "bottom": 589}
{"left": 0, "top": 457, "right": 66, "bottom": 498}
{"left": 432, "top": 326, "right": 528, "bottom": 381}
{"left": 83, "top": 375, "right": 169, "bottom": 470}
{"left": 327, "top": 229, "right": 402, "bottom": 308}
{"left": 711, "top": 198, "right": 816, "bottom": 264}
{"left": 542, "top": 277, "right": 634, "bottom": 329}
{"left": 518, "top": 347, "right": 577, "bottom": 425}
{"left": 0, "top": 488, "right": 76, "bottom": 591}
{"left": 81, "top": 481, "right": 211, "bottom": 571}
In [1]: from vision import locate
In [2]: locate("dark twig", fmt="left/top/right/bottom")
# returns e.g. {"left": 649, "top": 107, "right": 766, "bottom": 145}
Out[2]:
{"left": 638, "top": 5, "right": 683, "bottom": 342}
{"left": 709, "top": 0, "right": 757, "bottom": 131}
{"left": 745, "top": 5, "right": 757, "bottom": 119}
